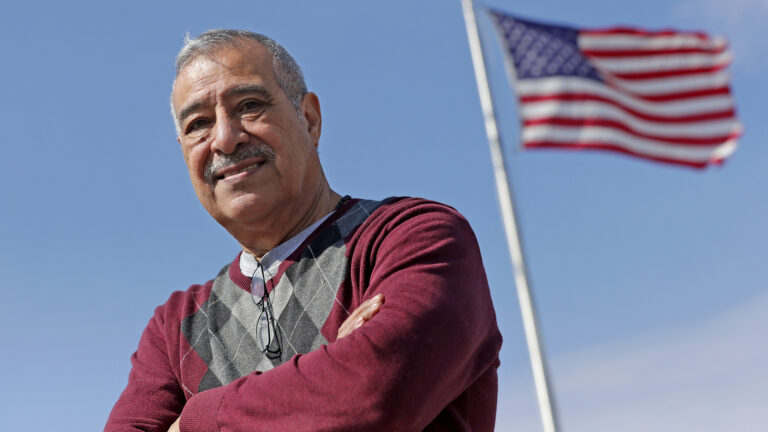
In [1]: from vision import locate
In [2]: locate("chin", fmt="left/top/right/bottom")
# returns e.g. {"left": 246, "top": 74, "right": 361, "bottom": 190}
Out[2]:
{"left": 217, "top": 193, "right": 274, "bottom": 223}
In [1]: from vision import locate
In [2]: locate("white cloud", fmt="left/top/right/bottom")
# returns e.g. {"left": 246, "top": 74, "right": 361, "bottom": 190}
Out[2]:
{"left": 496, "top": 291, "right": 768, "bottom": 431}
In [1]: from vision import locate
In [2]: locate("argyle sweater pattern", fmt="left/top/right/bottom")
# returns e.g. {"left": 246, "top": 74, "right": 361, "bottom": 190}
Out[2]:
{"left": 106, "top": 197, "right": 503, "bottom": 432}
{"left": 182, "top": 198, "right": 385, "bottom": 393}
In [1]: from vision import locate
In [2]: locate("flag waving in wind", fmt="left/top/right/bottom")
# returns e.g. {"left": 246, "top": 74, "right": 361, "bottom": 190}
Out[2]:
{"left": 489, "top": 10, "right": 742, "bottom": 168}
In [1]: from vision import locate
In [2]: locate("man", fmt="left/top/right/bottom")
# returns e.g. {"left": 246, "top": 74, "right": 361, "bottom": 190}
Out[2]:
{"left": 106, "top": 30, "right": 502, "bottom": 432}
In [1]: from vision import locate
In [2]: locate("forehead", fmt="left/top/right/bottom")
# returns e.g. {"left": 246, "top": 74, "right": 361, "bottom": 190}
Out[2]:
{"left": 172, "top": 42, "right": 276, "bottom": 112}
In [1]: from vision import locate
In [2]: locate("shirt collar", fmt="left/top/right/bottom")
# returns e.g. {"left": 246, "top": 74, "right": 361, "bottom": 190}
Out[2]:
{"left": 239, "top": 211, "right": 333, "bottom": 279}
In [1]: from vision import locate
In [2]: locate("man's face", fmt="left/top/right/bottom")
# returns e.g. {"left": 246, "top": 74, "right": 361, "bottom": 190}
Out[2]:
{"left": 171, "top": 42, "right": 322, "bottom": 234}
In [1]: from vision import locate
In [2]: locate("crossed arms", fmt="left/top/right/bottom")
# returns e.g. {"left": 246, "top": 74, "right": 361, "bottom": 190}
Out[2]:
{"left": 105, "top": 201, "right": 502, "bottom": 431}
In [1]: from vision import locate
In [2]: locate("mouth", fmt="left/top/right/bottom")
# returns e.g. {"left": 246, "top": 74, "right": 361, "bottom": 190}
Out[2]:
{"left": 213, "top": 158, "right": 267, "bottom": 184}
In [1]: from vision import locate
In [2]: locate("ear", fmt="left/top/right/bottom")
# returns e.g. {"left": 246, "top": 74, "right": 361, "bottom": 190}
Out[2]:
{"left": 301, "top": 92, "right": 322, "bottom": 147}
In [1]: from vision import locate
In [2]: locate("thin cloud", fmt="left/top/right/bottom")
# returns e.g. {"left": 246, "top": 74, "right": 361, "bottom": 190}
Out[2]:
{"left": 496, "top": 291, "right": 768, "bottom": 431}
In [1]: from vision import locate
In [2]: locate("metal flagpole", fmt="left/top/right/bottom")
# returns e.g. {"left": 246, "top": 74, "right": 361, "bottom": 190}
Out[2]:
{"left": 459, "top": 1, "right": 560, "bottom": 431}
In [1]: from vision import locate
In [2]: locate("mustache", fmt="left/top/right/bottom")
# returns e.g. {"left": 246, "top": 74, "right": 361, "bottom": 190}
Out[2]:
{"left": 203, "top": 143, "right": 276, "bottom": 185}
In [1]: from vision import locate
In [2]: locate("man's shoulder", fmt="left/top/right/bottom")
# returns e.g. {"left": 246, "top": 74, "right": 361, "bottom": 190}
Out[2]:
{"left": 352, "top": 196, "right": 467, "bottom": 224}
{"left": 342, "top": 196, "right": 477, "bottom": 260}
{"left": 352, "top": 196, "right": 472, "bottom": 234}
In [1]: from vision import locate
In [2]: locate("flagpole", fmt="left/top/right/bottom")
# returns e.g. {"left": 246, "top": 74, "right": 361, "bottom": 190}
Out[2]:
{"left": 459, "top": 1, "right": 560, "bottom": 431}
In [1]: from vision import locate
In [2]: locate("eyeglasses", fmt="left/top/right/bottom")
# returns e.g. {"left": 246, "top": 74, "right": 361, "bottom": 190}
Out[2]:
{"left": 251, "top": 262, "right": 282, "bottom": 360}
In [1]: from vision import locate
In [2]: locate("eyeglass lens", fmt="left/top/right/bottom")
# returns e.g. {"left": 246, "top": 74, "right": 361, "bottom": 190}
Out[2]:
{"left": 257, "top": 309, "right": 272, "bottom": 349}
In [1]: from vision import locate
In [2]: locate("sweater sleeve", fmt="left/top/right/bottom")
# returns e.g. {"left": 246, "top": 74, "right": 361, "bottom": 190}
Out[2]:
{"left": 179, "top": 201, "right": 502, "bottom": 431}
{"left": 104, "top": 302, "right": 186, "bottom": 432}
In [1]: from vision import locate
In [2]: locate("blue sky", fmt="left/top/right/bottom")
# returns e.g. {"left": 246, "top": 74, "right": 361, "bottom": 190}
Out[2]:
{"left": 1, "top": 0, "right": 766, "bottom": 430}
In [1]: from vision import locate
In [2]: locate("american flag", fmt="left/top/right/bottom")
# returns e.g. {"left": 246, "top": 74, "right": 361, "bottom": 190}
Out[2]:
{"left": 489, "top": 10, "right": 742, "bottom": 168}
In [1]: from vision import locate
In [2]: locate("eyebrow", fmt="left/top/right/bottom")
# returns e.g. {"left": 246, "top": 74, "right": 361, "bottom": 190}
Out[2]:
{"left": 178, "top": 101, "right": 205, "bottom": 126}
{"left": 177, "top": 84, "right": 273, "bottom": 126}
{"left": 226, "top": 84, "right": 271, "bottom": 100}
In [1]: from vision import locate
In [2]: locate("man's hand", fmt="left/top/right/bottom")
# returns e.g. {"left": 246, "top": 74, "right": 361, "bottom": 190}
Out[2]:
{"left": 167, "top": 417, "right": 180, "bottom": 432}
{"left": 337, "top": 294, "right": 384, "bottom": 339}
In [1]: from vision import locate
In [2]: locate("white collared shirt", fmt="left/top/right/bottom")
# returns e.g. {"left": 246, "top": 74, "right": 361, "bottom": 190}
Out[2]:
{"left": 239, "top": 212, "right": 333, "bottom": 284}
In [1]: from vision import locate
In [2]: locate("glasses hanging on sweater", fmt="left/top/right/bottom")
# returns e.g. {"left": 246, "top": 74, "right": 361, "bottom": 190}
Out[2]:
{"left": 251, "top": 262, "right": 282, "bottom": 360}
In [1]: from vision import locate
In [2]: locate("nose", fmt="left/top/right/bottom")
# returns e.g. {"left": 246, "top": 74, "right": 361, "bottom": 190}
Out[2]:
{"left": 211, "top": 113, "right": 248, "bottom": 155}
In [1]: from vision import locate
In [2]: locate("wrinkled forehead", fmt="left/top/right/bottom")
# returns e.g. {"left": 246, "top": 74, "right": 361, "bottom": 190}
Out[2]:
{"left": 171, "top": 42, "right": 276, "bottom": 113}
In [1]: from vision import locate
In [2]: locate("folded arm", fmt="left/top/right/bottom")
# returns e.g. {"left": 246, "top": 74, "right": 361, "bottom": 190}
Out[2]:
{"left": 165, "top": 294, "right": 385, "bottom": 432}
{"left": 106, "top": 202, "right": 501, "bottom": 432}
{"left": 178, "top": 203, "right": 501, "bottom": 431}
{"left": 106, "top": 292, "right": 385, "bottom": 432}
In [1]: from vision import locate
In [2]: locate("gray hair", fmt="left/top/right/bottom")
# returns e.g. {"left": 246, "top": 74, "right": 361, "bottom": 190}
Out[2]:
{"left": 171, "top": 29, "right": 308, "bottom": 134}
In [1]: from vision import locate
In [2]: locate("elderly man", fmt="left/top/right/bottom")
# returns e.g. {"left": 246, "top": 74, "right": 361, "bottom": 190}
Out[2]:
{"left": 105, "top": 30, "right": 502, "bottom": 432}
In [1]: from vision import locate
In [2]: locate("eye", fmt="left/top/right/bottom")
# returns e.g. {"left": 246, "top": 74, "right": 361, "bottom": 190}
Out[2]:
{"left": 185, "top": 118, "right": 210, "bottom": 134}
{"left": 240, "top": 99, "right": 266, "bottom": 113}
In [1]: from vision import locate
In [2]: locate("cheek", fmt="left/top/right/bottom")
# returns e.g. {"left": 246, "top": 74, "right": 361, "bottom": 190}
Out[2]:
{"left": 184, "top": 145, "right": 212, "bottom": 181}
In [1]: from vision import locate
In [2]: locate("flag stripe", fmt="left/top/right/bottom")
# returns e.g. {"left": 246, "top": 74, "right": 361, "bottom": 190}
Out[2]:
{"left": 587, "top": 52, "right": 731, "bottom": 73}
{"left": 520, "top": 100, "right": 741, "bottom": 134}
{"left": 578, "top": 34, "right": 726, "bottom": 50}
{"left": 515, "top": 76, "right": 733, "bottom": 103}
{"left": 520, "top": 102, "right": 740, "bottom": 136}
{"left": 605, "top": 72, "right": 732, "bottom": 96}
{"left": 521, "top": 126, "right": 737, "bottom": 161}
{"left": 520, "top": 94, "right": 735, "bottom": 121}
{"left": 581, "top": 45, "right": 727, "bottom": 58}
{"left": 610, "top": 64, "right": 730, "bottom": 80}
{"left": 523, "top": 117, "right": 742, "bottom": 146}
{"left": 580, "top": 27, "right": 710, "bottom": 40}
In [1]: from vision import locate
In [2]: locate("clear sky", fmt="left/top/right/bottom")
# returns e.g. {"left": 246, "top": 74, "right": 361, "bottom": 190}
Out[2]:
{"left": 1, "top": 0, "right": 766, "bottom": 430}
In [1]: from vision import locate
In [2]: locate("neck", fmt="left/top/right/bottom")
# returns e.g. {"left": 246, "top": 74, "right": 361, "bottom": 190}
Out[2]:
{"left": 240, "top": 186, "right": 342, "bottom": 259}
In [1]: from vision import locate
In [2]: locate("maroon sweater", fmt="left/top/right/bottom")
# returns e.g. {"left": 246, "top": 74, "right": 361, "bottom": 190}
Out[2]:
{"left": 106, "top": 197, "right": 502, "bottom": 431}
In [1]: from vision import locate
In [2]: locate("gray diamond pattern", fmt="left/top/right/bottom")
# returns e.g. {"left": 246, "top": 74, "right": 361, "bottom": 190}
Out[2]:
{"left": 180, "top": 199, "right": 387, "bottom": 393}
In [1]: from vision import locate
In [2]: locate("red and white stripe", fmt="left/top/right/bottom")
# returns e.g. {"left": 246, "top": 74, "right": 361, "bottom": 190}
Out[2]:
{"left": 517, "top": 27, "right": 741, "bottom": 167}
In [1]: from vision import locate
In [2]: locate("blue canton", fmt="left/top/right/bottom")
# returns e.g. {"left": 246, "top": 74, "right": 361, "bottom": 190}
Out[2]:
{"left": 489, "top": 10, "right": 603, "bottom": 82}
